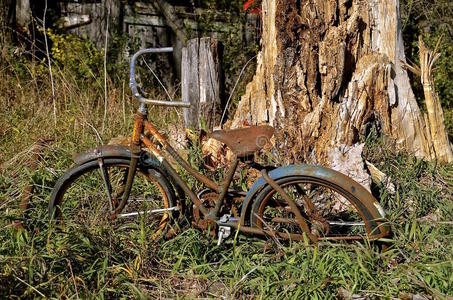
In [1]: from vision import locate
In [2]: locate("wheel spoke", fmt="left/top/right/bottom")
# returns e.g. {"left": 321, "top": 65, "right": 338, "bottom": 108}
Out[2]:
{"left": 119, "top": 206, "right": 179, "bottom": 218}
{"left": 327, "top": 221, "right": 365, "bottom": 226}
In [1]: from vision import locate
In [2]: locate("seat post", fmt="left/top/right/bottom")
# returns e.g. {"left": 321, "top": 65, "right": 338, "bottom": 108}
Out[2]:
{"left": 211, "top": 156, "right": 239, "bottom": 218}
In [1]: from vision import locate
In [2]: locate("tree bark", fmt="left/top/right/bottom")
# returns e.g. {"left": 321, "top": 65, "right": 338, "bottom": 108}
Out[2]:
{"left": 61, "top": 0, "right": 121, "bottom": 49}
{"left": 232, "top": 0, "right": 451, "bottom": 184}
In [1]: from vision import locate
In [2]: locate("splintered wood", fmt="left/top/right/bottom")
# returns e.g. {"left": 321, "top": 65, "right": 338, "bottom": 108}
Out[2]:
{"left": 403, "top": 37, "right": 453, "bottom": 162}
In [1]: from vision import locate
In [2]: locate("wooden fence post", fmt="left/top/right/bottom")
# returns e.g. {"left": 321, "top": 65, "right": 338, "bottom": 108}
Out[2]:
{"left": 182, "top": 37, "right": 225, "bottom": 130}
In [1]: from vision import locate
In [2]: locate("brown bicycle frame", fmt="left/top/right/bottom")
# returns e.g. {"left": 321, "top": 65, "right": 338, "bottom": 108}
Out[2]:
{"left": 121, "top": 111, "right": 240, "bottom": 221}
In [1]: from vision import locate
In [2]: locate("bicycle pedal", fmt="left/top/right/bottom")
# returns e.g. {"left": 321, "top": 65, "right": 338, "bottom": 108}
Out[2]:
{"left": 217, "top": 226, "right": 231, "bottom": 246}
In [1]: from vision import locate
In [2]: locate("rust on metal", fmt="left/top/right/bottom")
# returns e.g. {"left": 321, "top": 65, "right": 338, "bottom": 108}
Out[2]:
{"left": 300, "top": 191, "right": 330, "bottom": 234}
{"left": 210, "top": 125, "right": 274, "bottom": 157}
{"left": 110, "top": 154, "right": 139, "bottom": 219}
{"left": 192, "top": 193, "right": 218, "bottom": 237}
{"left": 132, "top": 113, "right": 145, "bottom": 144}
{"left": 159, "top": 158, "right": 210, "bottom": 217}
{"left": 142, "top": 136, "right": 164, "bottom": 162}
{"left": 144, "top": 120, "right": 167, "bottom": 146}
{"left": 260, "top": 169, "right": 319, "bottom": 243}
{"left": 73, "top": 145, "right": 134, "bottom": 165}
{"left": 142, "top": 117, "right": 220, "bottom": 192}
{"left": 165, "top": 143, "right": 220, "bottom": 192}
{"left": 222, "top": 221, "right": 305, "bottom": 241}
{"left": 110, "top": 117, "right": 143, "bottom": 219}
{"left": 240, "top": 164, "right": 390, "bottom": 240}
{"left": 212, "top": 157, "right": 239, "bottom": 216}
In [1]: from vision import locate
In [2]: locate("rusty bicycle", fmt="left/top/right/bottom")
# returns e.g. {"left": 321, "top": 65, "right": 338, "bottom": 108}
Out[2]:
{"left": 49, "top": 48, "right": 390, "bottom": 244}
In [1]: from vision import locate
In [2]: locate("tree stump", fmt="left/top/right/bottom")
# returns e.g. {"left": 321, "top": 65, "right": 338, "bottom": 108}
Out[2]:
{"left": 182, "top": 37, "right": 225, "bottom": 130}
{"left": 231, "top": 0, "right": 453, "bottom": 188}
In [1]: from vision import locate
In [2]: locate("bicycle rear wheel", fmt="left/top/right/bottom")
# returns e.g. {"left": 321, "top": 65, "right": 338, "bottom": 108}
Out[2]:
{"left": 49, "top": 158, "right": 176, "bottom": 239}
{"left": 250, "top": 176, "right": 386, "bottom": 241}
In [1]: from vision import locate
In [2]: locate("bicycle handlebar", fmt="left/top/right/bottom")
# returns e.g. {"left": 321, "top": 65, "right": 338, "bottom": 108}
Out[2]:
{"left": 129, "top": 47, "right": 190, "bottom": 108}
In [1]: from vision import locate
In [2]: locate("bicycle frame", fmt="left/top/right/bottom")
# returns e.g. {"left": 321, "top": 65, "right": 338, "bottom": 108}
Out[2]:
{"left": 140, "top": 111, "right": 239, "bottom": 219}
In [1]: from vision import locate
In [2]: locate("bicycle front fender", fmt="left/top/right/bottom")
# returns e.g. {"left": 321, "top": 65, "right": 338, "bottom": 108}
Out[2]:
{"left": 73, "top": 145, "right": 136, "bottom": 165}
{"left": 240, "top": 164, "right": 389, "bottom": 237}
{"left": 72, "top": 144, "right": 186, "bottom": 204}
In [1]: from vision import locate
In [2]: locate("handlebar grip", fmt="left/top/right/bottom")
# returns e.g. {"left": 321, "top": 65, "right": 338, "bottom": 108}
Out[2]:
{"left": 129, "top": 47, "right": 190, "bottom": 108}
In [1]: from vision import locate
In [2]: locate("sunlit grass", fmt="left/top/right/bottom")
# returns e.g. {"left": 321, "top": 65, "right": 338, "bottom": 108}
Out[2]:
{"left": 1, "top": 50, "right": 452, "bottom": 298}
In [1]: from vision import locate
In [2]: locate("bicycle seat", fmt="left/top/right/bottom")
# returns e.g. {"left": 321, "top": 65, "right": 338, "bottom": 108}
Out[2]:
{"left": 209, "top": 125, "right": 274, "bottom": 157}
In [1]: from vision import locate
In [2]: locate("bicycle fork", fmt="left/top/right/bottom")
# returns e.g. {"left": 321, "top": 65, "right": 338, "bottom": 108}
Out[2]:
{"left": 113, "top": 149, "right": 139, "bottom": 219}
{"left": 108, "top": 112, "right": 145, "bottom": 219}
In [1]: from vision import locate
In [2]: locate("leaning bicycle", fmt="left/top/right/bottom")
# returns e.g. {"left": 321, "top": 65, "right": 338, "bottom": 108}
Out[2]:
{"left": 49, "top": 48, "right": 390, "bottom": 244}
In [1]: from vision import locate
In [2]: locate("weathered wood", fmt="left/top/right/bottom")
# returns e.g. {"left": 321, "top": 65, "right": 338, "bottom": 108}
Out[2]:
{"left": 182, "top": 37, "right": 225, "bottom": 131}
{"left": 15, "top": 0, "right": 31, "bottom": 30}
{"left": 150, "top": 0, "right": 186, "bottom": 44}
{"left": 61, "top": 0, "right": 121, "bottom": 49}
{"left": 416, "top": 37, "right": 452, "bottom": 162}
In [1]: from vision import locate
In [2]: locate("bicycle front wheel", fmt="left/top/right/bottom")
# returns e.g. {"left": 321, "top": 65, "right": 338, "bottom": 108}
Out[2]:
{"left": 49, "top": 158, "right": 176, "bottom": 239}
{"left": 250, "top": 176, "right": 386, "bottom": 242}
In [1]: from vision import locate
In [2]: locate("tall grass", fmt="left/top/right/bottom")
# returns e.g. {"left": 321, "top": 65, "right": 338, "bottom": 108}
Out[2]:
{"left": 1, "top": 45, "right": 452, "bottom": 298}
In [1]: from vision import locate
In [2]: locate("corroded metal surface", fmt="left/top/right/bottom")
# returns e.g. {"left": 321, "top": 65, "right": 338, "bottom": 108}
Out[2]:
{"left": 144, "top": 120, "right": 167, "bottom": 145}
{"left": 210, "top": 125, "right": 274, "bottom": 157}
{"left": 260, "top": 169, "right": 318, "bottom": 243}
{"left": 70, "top": 103, "right": 389, "bottom": 242}
{"left": 129, "top": 48, "right": 190, "bottom": 107}
{"left": 192, "top": 192, "right": 218, "bottom": 236}
{"left": 165, "top": 143, "right": 220, "bottom": 192}
{"left": 241, "top": 164, "right": 390, "bottom": 239}
{"left": 73, "top": 145, "right": 134, "bottom": 165}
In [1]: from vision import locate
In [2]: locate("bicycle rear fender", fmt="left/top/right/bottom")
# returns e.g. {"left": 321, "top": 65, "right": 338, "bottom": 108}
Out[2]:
{"left": 240, "top": 164, "right": 389, "bottom": 238}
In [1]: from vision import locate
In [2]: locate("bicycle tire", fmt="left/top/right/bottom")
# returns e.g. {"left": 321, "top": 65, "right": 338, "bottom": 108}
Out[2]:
{"left": 49, "top": 158, "right": 176, "bottom": 239}
{"left": 250, "top": 176, "right": 386, "bottom": 241}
